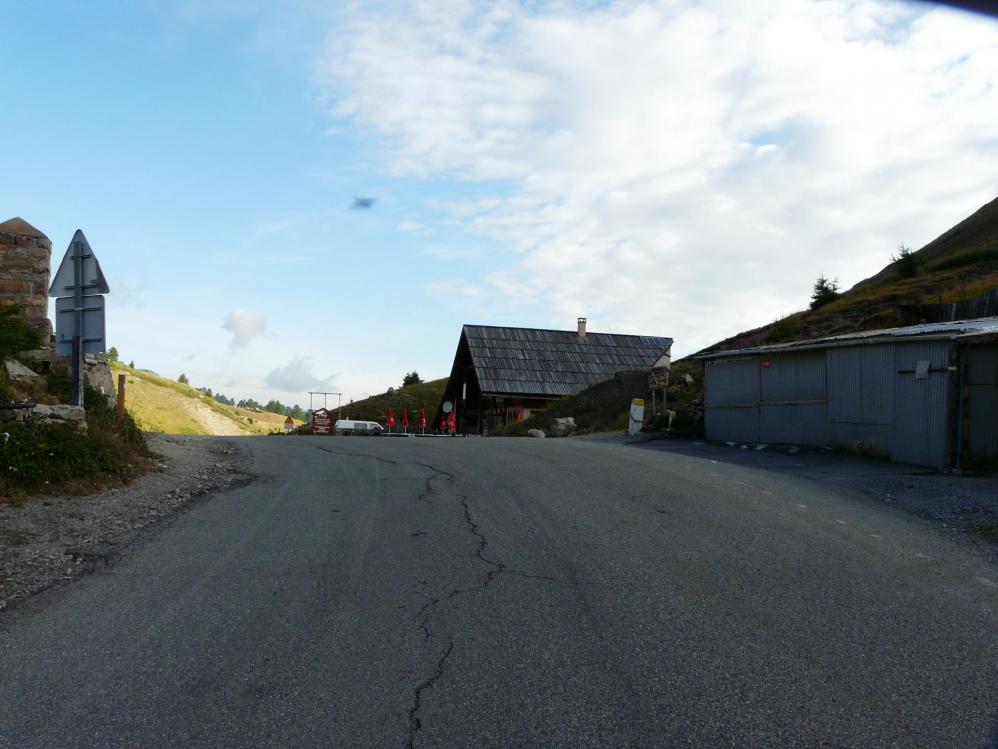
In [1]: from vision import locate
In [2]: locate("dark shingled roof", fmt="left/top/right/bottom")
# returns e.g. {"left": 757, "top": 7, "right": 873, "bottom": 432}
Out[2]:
{"left": 463, "top": 324, "right": 673, "bottom": 397}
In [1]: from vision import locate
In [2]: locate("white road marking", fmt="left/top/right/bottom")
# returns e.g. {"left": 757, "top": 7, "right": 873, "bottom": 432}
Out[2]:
{"left": 869, "top": 534, "right": 883, "bottom": 540}
{"left": 975, "top": 577, "right": 997, "bottom": 589}
{"left": 915, "top": 552, "right": 933, "bottom": 560}
{"left": 797, "top": 503, "right": 807, "bottom": 509}
{"left": 835, "top": 520, "right": 848, "bottom": 525}
{"left": 761, "top": 490, "right": 773, "bottom": 496}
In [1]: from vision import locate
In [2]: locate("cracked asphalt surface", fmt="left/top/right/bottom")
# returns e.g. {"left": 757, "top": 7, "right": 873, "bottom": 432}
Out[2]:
{"left": 1, "top": 436, "right": 996, "bottom": 747}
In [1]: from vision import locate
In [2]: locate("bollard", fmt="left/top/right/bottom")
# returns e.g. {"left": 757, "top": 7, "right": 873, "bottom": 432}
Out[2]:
{"left": 116, "top": 373, "right": 126, "bottom": 420}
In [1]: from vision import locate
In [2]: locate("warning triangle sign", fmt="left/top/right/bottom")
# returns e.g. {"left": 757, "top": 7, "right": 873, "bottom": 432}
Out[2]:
{"left": 49, "top": 229, "right": 110, "bottom": 298}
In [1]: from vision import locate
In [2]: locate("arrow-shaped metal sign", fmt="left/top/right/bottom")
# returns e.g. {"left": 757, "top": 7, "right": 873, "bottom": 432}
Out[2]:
{"left": 49, "top": 229, "right": 109, "bottom": 297}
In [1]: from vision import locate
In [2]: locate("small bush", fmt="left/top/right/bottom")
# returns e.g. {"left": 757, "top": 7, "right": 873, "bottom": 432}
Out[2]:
{"left": 891, "top": 244, "right": 920, "bottom": 279}
{"left": 810, "top": 275, "right": 840, "bottom": 310}
{"left": 0, "top": 387, "right": 148, "bottom": 497}
{"left": 0, "top": 304, "right": 41, "bottom": 358}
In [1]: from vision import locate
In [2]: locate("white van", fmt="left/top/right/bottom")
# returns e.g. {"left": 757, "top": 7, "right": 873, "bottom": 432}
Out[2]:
{"left": 334, "top": 419, "right": 384, "bottom": 436}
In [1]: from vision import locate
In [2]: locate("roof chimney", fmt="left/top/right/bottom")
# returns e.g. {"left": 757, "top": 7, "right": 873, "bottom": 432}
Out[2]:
{"left": 577, "top": 317, "right": 587, "bottom": 337}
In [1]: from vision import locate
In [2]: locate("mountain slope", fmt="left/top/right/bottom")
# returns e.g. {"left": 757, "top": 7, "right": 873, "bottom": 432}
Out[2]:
{"left": 113, "top": 364, "right": 299, "bottom": 435}
{"left": 697, "top": 196, "right": 998, "bottom": 356}
{"left": 330, "top": 378, "right": 448, "bottom": 424}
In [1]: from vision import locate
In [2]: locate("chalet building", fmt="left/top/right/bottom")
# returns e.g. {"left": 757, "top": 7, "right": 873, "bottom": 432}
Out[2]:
{"left": 437, "top": 318, "right": 673, "bottom": 434}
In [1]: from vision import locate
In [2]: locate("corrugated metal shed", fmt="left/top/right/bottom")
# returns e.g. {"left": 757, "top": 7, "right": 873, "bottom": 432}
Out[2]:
{"left": 463, "top": 325, "right": 673, "bottom": 397}
{"left": 698, "top": 317, "right": 998, "bottom": 469}
{"left": 967, "top": 345, "right": 998, "bottom": 460}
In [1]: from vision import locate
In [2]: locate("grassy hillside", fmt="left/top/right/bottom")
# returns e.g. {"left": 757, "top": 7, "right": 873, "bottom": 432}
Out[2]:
{"left": 699, "top": 196, "right": 998, "bottom": 356}
{"left": 496, "top": 371, "right": 651, "bottom": 437}
{"left": 113, "top": 364, "right": 300, "bottom": 435}
{"left": 509, "top": 197, "right": 998, "bottom": 436}
{"left": 331, "top": 378, "right": 448, "bottom": 424}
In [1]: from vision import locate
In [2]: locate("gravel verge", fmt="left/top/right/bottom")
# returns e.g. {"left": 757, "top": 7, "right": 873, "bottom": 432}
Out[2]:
{"left": 0, "top": 434, "right": 256, "bottom": 612}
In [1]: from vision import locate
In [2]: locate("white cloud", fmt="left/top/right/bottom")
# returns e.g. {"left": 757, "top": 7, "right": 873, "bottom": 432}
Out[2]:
{"left": 399, "top": 219, "right": 433, "bottom": 234}
{"left": 315, "top": 0, "right": 998, "bottom": 356}
{"left": 265, "top": 356, "right": 336, "bottom": 392}
{"left": 222, "top": 308, "right": 267, "bottom": 350}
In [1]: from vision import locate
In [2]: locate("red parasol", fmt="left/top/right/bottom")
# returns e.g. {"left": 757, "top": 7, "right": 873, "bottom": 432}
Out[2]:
{"left": 401, "top": 409, "right": 410, "bottom": 429}
{"left": 386, "top": 409, "right": 396, "bottom": 428}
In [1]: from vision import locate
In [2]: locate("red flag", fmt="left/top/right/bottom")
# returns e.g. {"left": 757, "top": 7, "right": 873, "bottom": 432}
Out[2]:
{"left": 448, "top": 411, "right": 457, "bottom": 433}
{"left": 418, "top": 409, "right": 427, "bottom": 429}
{"left": 386, "top": 409, "right": 396, "bottom": 428}
{"left": 401, "top": 409, "right": 410, "bottom": 429}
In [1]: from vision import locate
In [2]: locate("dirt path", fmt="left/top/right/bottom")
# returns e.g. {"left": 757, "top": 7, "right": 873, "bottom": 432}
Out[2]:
{"left": 184, "top": 399, "right": 251, "bottom": 436}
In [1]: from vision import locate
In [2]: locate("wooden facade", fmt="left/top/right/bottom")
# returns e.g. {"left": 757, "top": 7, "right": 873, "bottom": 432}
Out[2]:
{"left": 437, "top": 322, "right": 673, "bottom": 434}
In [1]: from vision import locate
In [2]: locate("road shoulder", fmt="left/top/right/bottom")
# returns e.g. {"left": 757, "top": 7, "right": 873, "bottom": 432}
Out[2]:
{"left": 0, "top": 434, "right": 255, "bottom": 613}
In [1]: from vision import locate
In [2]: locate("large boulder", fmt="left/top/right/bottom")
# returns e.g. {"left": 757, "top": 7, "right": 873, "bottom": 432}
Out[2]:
{"left": 549, "top": 416, "right": 577, "bottom": 437}
{"left": 527, "top": 428, "right": 546, "bottom": 439}
{"left": 4, "top": 359, "right": 40, "bottom": 383}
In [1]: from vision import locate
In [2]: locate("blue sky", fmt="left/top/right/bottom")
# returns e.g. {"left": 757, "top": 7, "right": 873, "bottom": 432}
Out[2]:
{"left": 3, "top": 1, "right": 997, "bottom": 405}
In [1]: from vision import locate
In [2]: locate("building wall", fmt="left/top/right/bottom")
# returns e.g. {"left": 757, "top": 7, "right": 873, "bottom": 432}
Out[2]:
{"left": 967, "top": 344, "right": 998, "bottom": 461}
{"left": 828, "top": 346, "right": 894, "bottom": 457}
{"left": 0, "top": 219, "right": 52, "bottom": 340}
{"left": 706, "top": 341, "right": 960, "bottom": 468}
{"left": 889, "top": 342, "right": 953, "bottom": 468}
{"left": 704, "top": 352, "right": 828, "bottom": 445}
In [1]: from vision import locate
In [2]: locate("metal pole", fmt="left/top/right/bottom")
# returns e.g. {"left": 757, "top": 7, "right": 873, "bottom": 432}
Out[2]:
{"left": 72, "top": 239, "right": 84, "bottom": 408}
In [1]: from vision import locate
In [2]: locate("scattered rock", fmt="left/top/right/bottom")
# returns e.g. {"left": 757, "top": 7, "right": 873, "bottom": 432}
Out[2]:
{"left": 549, "top": 417, "right": 577, "bottom": 437}
{"left": 527, "top": 429, "right": 546, "bottom": 439}
{"left": 4, "top": 359, "right": 40, "bottom": 383}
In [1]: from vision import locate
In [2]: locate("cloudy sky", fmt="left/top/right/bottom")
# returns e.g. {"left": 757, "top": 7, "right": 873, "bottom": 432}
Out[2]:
{"left": 3, "top": 1, "right": 996, "bottom": 406}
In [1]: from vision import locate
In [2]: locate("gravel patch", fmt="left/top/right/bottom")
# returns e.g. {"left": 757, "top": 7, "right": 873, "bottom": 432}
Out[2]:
{"left": 625, "top": 435, "right": 998, "bottom": 559}
{"left": 0, "top": 434, "right": 256, "bottom": 612}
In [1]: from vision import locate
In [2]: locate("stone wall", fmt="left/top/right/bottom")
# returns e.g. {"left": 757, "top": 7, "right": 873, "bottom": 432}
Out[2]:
{"left": 0, "top": 217, "right": 52, "bottom": 341}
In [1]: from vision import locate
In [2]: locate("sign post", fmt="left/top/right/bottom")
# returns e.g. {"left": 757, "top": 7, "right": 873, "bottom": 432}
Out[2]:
{"left": 283, "top": 415, "right": 295, "bottom": 433}
{"left": 49, "top": 230, "right": 110, "bottom": 407}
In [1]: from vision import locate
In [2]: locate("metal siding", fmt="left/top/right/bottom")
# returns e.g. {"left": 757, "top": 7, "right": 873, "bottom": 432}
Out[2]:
{"left": 967, "top": 345, "right": 998, "bottom": 459}
{"left": 759, "top": 404, "right": 829, "bottom": 445}
{"left": 705, "top": 406, "right": 760, "bottom": 443}
{"left": 827, "top": 345, "right": 896, "bottom": 455}
{"left": 827, "top": 348, "right": 863, "bottom": 423}
{"left": 705, "top": 359, "right": 759, "bottom": 407}
{"left": 890, "top": 342, "right": 952, "bottom": 468}
{"left": 761, "top": 352, "right": 826, "bottom": 402}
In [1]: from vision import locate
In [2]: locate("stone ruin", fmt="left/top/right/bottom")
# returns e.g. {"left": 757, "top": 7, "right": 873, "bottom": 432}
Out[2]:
{"left": 0, "top": 217, "right": 53, "bottom": 340}
{"left": 0, "top": 217, "right": 116, "bottom": 429}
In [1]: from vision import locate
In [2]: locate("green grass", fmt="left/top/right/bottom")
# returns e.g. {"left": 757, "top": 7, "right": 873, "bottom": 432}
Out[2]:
{"left": 0, "top": 386, "right": 150, "bottom": 501}
{"left": 971, "top": 522, "right": 998, "bottom": 541}
{"left": 929, "top": 247, "right": 998, "bottom": 273}
{"left": 112, "top": 364, "right": 287, "bottom": 435}
{"left": 495, "top": 371, "right": 650, "bottom": 437}
{"left": 332, "top": 378, "right": 448, "bottom": 423}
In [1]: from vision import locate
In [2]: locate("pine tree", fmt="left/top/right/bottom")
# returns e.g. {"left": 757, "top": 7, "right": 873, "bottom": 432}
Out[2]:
{"left": 810, "top": 275, "right": 840, "bottom": 310}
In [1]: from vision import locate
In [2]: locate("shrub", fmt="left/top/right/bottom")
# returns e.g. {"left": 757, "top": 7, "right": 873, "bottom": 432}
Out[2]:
{"left": 0, "top": 387, "right": 148, "bottom": 497}
{"left": 891, "top": 243, "right": 920, "bottom": 279}
{"left": 0, "top": 304, "right": 41, "bottom": 358}
{"left": 810, "top": 275, "right": 840, "bottom": 310}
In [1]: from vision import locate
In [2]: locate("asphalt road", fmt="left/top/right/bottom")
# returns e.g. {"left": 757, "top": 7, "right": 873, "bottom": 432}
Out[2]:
{"left": 1, "top": 436, "right": 996, "bottom": 748}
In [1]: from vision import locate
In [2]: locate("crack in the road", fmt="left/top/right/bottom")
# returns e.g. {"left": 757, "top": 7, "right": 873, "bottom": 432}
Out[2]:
{"left": 406, "top": 637, "right": 454, "bottom": 749}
